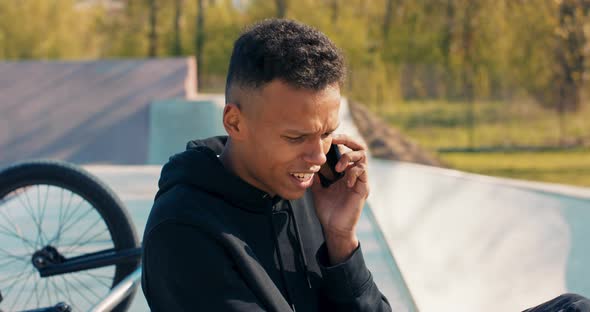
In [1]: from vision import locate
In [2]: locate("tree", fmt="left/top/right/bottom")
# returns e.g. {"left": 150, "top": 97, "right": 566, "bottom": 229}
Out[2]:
{"left": 382, "top": 0, "right": 394, "bottom": 41}
{"left": 552, "top": 0, "right": 590, "bottom": 143}
{"left": 148, "top": 0, "right": 158, "bottom": 57}
{"left": 195, "top": 0, "right": 205, "bottom": 90}
{"left": 330, "top": 0, "right": 339, "bottom": 23}
{"left": 172, "top": 0, "right": 183, "bottom": 55}
{"left": 276, "top": 0, "right": 287, "bottom": 18}
{"left": 456, "top": 0, "right": 479, "bottom": 148}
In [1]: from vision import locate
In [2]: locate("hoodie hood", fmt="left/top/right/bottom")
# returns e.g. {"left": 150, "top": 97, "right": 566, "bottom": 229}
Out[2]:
{"left": 155, "top": 136, "right": 279, "bottom": 213}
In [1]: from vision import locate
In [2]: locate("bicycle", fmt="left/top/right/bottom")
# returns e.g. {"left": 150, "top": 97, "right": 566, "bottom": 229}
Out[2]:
{"left": 0, "top": 160, "right": 143, "bottom": 312}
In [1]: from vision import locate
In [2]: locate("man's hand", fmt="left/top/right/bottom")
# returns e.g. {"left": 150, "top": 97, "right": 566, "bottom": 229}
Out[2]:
{"left": 311, "top": 134, "right": 369, "bottom": 265}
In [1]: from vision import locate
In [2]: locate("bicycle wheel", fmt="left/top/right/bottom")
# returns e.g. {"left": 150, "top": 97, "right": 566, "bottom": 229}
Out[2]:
{"left": 0, "top": 160, "right": 140, "bottom": 312}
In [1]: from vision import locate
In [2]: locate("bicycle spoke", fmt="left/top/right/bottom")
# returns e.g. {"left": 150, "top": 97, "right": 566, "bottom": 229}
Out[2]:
{"left": 8, "top": 269, "right": 35, "bottom": 311}
{"left": 21, "top": 187, "right": 44, "bottom": 247}
{"left": 34, "top": 274, "right": 41, "bottom": 309}
{"left": 63, "top": 274, "right": 95, "bottom": 306}
{"left": 22, "top": 275, "right": 37, "bottom": 309}
{"left": 57, "top": 190, "right": 76, "bottom": 244}
{"left": 82, "top": 270, "right": 114, "bottom": 281}
{"left": 34, "top": 276, "right": 47, "bottom": 308}
{"left": 72, "top": 273, "right": 104, "bottom": 300}
{"left": 80, "top": 271, "right": 112, "bottom": 288}
{"left": 46, "top": 188, "right": 71, "bottom": 246}
{"left": 2, "top": 268, "right": 31, "bottom": 297}
{"left": 61, "top": 215, "right": 104, "bottom": 246}
{"left": 59, "top": 275, "right": 78, "bottom": 310}
{"left": 62, "top": 226, "right": 109, "bottom": 254}
{"left": 50, "top": 277, "right": 73, "bottom": 310}
{"left": 53, "top": 187, "right": 66, "bottom": 246}
{"left": 0, "top": 256, "right": 24, "bottom": 268}
{"left": 35, "top": 185, "right": 47, "bottom": 247}
{"left": 49, "top": 190, "right": 79, "bottom": 245}
{"left": 0, "top": 208, "right": 36, "bottom": 252}
{"left": 16, "top": 188, "right": 40, "bottom": 229}
{"left": 45, "top": 277, "right": 54, "bottom": 308}
{"left": 38, "top": 185, "right": 51, "bottom": 245}
{"left": 61, "top": 202, "right": 95, "bottom": 233}
{"left": 0, "top": 245, "right": 29, "bottom": 260}
{"left": 36, "top": 186, "right": 42, "bottom": 245}
{"left": 0, "top": 265, "right": 30, "bottom": 283}
{"left": 0, "top": 223, "right": 37, "bottom": 248}
{"left": 62, "top": 199, "right": 93, "bottom": 234}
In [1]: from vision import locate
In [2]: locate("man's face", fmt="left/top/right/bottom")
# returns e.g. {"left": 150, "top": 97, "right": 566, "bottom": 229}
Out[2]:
{"left": 238, "top": 80, "right": 341, "bottom": 200}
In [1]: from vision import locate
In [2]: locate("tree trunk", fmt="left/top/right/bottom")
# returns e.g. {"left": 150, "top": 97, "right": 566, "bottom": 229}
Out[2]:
{"left": 331, "top": 0, "right": 339, "bottom": 23}
{"left": 276, "top": 0, "right": 287, "bottom": 18}
{"left": 382, "top": 0, "right": 394, "bottom": 40}
{"left": 441, "top": 0, "right": 454, "bottom": 98}
{"left": 172, "top": 0, "right": 183, "bottom": 56}
{"left": 553, "top": 0, "right": 589, "bottom": 143}
{"left": 462, "top": 1, "right": 477, "bottom": 149}
{"left": 148, "top": 0, "right": 158, "bottom": 57}
{"left": 195, "top": 0, "right": 205, "bottom": 91}
{"left": 555, "top": 0, "right": 587, "bottom": 113}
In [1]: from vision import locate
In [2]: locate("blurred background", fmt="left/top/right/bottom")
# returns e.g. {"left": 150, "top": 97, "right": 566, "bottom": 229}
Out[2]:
{"left": 2, "top": 2, "right": 590, "bottom": 311}
{"left": 1, "top": 0, "right": 589, "bottom": 187}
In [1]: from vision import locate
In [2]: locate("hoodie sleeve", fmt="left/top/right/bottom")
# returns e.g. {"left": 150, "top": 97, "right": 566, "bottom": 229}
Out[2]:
{"left": 316, "top": 243, "right": 392, "bottom": 311}
{"left": 142, "top": 222, "right": 266, "bottom": 312}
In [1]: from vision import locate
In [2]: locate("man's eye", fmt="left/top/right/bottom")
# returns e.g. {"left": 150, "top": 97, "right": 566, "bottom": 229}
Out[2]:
{"left": 285, "top": 136, "right": 304, "bottom": 143}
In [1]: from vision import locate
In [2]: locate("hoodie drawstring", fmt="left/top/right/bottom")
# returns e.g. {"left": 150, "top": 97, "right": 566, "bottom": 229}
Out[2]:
{"left": 286, "top": 201, "right": 312, "bottom": 289}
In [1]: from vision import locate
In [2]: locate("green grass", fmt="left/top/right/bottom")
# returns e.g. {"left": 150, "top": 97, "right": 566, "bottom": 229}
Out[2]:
{"left": 378, "top": 99, "right": 590, "bottom": 150}
{"left": 373, "top": 99, "right": 590, "bottom": 187}
{"left": 439, "top": 149, "right": 590, "bottom": 187}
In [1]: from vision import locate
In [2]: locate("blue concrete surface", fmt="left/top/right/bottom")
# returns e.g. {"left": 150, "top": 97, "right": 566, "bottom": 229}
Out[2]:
{"left": 367, "top": 159, "right": 590, "bottom": 311}
{"left": 147, "top": 98, "right": 225, "bottom": 164}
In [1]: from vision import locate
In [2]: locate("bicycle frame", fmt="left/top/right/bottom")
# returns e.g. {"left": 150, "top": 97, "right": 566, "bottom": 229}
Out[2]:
{"left": 37, "top": 248, "right": 142, "bottom": 277}
{"left": 89, "top": 266, "right": 142, "bottom": 312}
{"left": 20, "top": 266, "right": 142, "bottom": 312}
{"left": 21, "top": 246, "right": 142, "bottom": 311}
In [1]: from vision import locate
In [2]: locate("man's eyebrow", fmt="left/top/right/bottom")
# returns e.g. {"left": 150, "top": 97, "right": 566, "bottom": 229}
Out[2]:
{"left": 284, "top": 123, "right": 340, "bottom": 135}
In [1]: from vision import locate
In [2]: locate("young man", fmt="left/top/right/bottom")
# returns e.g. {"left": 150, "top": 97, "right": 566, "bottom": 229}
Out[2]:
{"left": 142, "top": 19, "right": 590, "bottom": 311}
{"left": 142, "top": 19, "right": 391, "bottom": 311}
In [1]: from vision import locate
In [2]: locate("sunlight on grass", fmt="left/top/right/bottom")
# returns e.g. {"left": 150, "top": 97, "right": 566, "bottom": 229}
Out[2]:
{"left": 372, "top": 100, "right": 590, "bottom": 187}
{"left": 440, "top": 149, "right": 590, "bottom": 187}
{"left": 379, "top": 100, "right": 590, "bottom": 150}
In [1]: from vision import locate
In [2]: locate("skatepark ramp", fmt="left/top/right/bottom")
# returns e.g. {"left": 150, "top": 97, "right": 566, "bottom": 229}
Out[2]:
{"left": 0, "top": 58, "right": 196, "bottom": 167}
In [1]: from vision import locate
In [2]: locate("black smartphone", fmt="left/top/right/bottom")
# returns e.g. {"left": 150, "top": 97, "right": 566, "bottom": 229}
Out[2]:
{"left": 318, "top": 144, "right": 344, "bottom": 188}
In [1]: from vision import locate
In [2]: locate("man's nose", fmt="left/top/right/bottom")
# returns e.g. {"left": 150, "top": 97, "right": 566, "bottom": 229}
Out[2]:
{"left": 303, "top": 138, "right": 328, "bottom": 166}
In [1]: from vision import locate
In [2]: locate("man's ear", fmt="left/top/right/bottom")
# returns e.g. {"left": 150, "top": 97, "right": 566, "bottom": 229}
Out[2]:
{"left": 223, "top": 103, "right": 247, "bottom": 140}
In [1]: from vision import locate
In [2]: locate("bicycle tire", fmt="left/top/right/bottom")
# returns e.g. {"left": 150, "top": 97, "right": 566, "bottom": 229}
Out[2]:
{"left": 0, "top": 160, "right": 140, "bottom": 312}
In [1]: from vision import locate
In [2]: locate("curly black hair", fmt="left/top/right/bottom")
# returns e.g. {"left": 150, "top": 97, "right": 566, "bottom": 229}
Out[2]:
{"left": 225, "top": 19, "right": 345, "bottom": 102}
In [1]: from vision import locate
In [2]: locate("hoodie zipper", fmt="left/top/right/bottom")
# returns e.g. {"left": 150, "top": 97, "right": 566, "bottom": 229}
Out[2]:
{"left": 266, "top": 195, "right": 314, "bottom": 312}
{"left": 266, "top": 195, "right": 297, "bottom": 311}
{"left": 286, "top": 200, "right": 312, "bottom": 289}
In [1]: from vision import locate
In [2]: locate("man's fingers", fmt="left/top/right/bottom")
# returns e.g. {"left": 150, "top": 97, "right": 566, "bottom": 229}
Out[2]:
{"left": 331, "top": 134, "right": 367, "bottom": 151}
{"left": 345, "top": 163, "right": 368, "bottom": 189}
{"left": 336, "top": 150, "right": 366, "bottom": 172}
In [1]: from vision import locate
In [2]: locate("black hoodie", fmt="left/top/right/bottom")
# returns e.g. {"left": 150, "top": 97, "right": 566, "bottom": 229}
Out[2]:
{"left": 141, "top": 136, "right": 391, "bottom": 311}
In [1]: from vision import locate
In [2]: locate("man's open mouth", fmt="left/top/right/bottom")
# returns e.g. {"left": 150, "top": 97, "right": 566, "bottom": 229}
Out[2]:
{"left": 290, "top": 172, "right": 314, "bottom": 182}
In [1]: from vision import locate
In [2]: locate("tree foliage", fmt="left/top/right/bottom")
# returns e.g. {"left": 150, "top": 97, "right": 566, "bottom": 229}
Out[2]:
{"left": 1, "top": 0, "right": 589, "bottom": 115}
